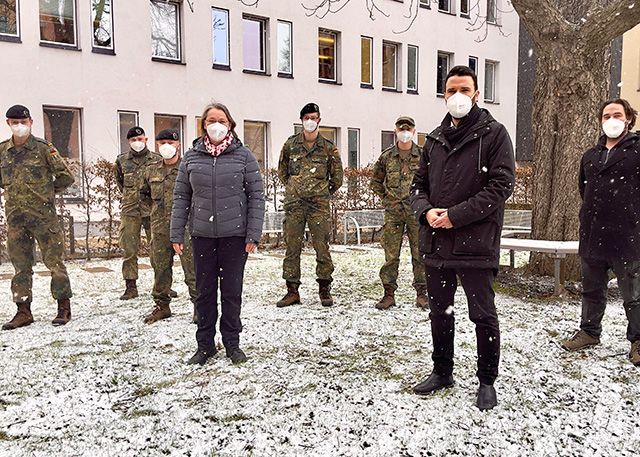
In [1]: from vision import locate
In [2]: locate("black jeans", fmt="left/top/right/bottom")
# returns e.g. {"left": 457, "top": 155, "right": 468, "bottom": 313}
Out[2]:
{"left": 425, "top": 267, "right": 500, "bottom": 385}
{"left": 191, "top": 236, "right": 248, "bottom": 352}
{"left": 580, "top": 257, "right": 640, "bottom": 342}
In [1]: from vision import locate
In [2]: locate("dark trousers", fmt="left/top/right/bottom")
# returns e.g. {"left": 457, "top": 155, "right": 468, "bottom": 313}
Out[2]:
{"left": 426, "top": 267, "right": 500, "bottom": 385}
{"left": 192, "top": 236, "right": 248, "bottom": 352}
{"left": 581, "top": 257, "right": 640, "bottom": 342}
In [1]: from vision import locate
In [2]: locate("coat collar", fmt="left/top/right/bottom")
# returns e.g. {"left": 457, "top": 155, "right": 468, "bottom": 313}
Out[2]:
{"left": 585, "top": 133, "right": 639, "bottom": 172}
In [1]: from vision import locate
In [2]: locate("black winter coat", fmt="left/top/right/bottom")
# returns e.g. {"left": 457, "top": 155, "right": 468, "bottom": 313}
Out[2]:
{"left": 410, "top": 108, "right": 515, "bottom": 269}
{"left": 579, "top": 133, "right": 640, "bottom": 261}
{"left": 170, "top": 136, "right": 265, "bottom": 245}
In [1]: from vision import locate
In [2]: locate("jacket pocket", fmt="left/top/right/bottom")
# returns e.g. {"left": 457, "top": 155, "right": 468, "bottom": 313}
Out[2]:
{"left": 310, "top": 156, "right": 328, "bottom": 178}
{"left": 452, "top": 221, "right": 497, "bottom": 256}
{"left": 419, "top": 224, "right": 435, "bottom": 255}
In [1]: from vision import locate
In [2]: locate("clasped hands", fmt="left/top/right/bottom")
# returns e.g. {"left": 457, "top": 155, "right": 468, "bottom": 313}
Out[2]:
{"left": 426, "top": 208, "right": 453, "bottom": 229}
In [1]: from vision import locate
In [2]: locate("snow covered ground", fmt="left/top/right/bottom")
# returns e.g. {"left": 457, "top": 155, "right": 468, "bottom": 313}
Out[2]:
{"left": 0, "top": 247, "right": 638, "bottom": 456}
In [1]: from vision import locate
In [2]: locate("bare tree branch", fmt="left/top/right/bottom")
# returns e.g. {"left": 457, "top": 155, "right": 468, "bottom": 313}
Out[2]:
{"left": 579, "top": 0, "right": 640, "bottom": 46}
{"left": 511, "top": 0, "right": 571, "bottom": 44}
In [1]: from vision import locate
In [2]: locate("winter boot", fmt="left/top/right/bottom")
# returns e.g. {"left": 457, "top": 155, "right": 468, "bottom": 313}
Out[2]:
{"left": 52, "top": 299, "right": 71, "bottom": 326}
{"left": 413, "top": 372, "right": 454, "bottom": 395}
{"left": 561, "top": 330, "right": 600, "bottom": 351}
{"left": 2, "top": 302, "right": 34, "bottom": 330}
{"left": 318, "top": 280, "right": 334, "bottom": 307}
{"left": 415, "top": 285, "right": 429, "bottom": 310}
{"left": 629, "top": 340, "right": 640, "bottom": 366}
{"left": 186, "top": 348, "right": 216, "bottom": 366}
{"left": 375, "top": 285, "right": 396, "bottom": 310}
{"left": 226, "top": 347, "right": 248, "bottom": 365}
{"left": 276, "top": 282, "right": 301, "bottom": 308}
{"left": 476, "top": 384, "right": 498, "bottom": 411}
{"left": 144, "top": 303, "right": 172, "bottom": 324}
{"left": 120, "top": 279, "right": 139, "bottom": 300}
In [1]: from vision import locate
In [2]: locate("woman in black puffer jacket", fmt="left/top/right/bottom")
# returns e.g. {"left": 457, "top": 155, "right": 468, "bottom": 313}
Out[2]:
{"left": 171, "top": 102, "right": 265, "bottom": 366}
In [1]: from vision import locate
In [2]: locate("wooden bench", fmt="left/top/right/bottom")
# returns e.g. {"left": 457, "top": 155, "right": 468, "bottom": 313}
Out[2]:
{"left": 500, "top": 238, "right": 579, "bottom": 295}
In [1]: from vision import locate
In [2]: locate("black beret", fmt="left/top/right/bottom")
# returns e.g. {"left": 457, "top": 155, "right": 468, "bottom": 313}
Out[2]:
{"left": 6, "top": 105, "right": 31, "bottom": 119}
{"left": 156, "top": 129, "right": 180, "bottom": 141}
{"left": 126, "top": 126, "right": 145, "bottom": 139}
{"left": 300, "top": 103, "right": 320, "bottom": 119}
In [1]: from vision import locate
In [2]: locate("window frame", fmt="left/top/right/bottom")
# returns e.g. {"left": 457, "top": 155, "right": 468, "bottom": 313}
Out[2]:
{"left": 487, "top": 0, "right": 498, "bottom": 25}
{"left": 347, "top": 128, "right": 360, "bottom": 169}
{"left": 438, "top": 0, "right": 453, "bottom": 14}
{"left": 211, "top": 6, "right": 231, "bottom": 70}
{"left": 484, "top": 60, "right": 498, "bottom": 103}
{"left": 382, "top": 40, "right": 400, "bottom": 91}
{"left": 150, "top": 0, "right": 182, "bottom": 64}
{"left": 117, "top": 110, "right": 140, "bottom": 155}
{"left": 39, "top": 0, "right": 79, "bottom": 50}
{"left": 154, "top": 113, "right": 185, "bottom": 151}
{"left": 407, "top": 44, "right": 419, "bottom": 94}
{"left": 381, "top": 130, "right": 395, "bottom": 151}
{"left": 468, "top": 55, "right": 478, "bottom": 74}
{"left": 360, "top": 35, "right": 373, "bottom": 88}
{"left": 243, "top": 120, "right": 270, "bottom": 170}
{"left": 318, "top": 28, "right": 339, "bottom": 84}
{"left": 0, "top": 0, "right": 20, "bottom": 43}
{"left": 242, "top": 14, "right": 269, "bottom": 75}
{"left": 91, "top": 0, "right": 115, "bottom": 54}
{"left": 460, "top": 0, "right": 470, "bottom": 17}
{"left": 277, "top": 19, "right": 293, "bottom": 78}
{"left": 436, "top": 51, "right": 453, "bottom": 96}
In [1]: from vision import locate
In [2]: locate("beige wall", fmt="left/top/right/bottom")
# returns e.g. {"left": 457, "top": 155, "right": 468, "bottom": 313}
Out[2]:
{"left": 621, "top": 24, "right": 640, "bottom": 111}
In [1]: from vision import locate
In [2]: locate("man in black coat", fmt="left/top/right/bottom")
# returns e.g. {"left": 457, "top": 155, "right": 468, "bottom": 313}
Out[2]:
{"left": 410, "top": 66, "right": 515, "bottom": 410}
{"left": 562, "top": 98, "right": 640, "bottom": 367}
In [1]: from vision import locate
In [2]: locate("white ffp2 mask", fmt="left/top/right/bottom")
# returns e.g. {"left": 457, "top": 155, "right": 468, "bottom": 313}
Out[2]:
{"left": 159, "top": 144, "right": 177, "bottom": 159}
{"left": 207, "top": 122, "right": 228, "bottom": 142}
{"left": 446, "top": 92, "right": 473, "bottom": 119}
{"left": 602, "top": 118, "right": 626, "bottom": 139}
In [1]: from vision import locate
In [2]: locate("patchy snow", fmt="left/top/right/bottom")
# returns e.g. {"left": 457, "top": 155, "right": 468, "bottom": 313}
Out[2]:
{"left": 0, "top": 248, "right": 639, "bottom": 456}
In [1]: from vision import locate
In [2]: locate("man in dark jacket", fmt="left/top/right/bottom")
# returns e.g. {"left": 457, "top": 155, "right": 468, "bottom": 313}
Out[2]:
{"left": 410, "top": 66, "right": 515, "bottom": 410}
{"left": 562, "top": 99, "right": 640, "bottom": 367}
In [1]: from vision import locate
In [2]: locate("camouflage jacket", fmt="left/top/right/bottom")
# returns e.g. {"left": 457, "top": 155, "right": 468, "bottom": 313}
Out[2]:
{"left": 370, "top": 142, "right": 421, "bottom": 213}
{"left": 278, "top": 133, "right": 343, "bottom": 200}
{"left": 140, "top": 157, "right": 180, "bottom": 234}
{"left": 115, "top": 148, "right": 159, "bottom": 217}
{"left": 0, "top": 135, "right": 74, "bottom": 223}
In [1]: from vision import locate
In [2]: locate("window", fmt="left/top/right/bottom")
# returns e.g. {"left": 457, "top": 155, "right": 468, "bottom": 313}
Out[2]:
{"left": 348, "top": 129, "right": 360, "bottom": 168}
{"left": 361, "top": 36, "right": 373, "bottom": 87}
{"left": 39, "top": 0, "right": 77, "bottom": 47}
{"left": 151, "top": 0, "right": 181, "bottom": 61}
{"left": 417, "top": 133, "right": 427, "bottom": 148}
{"left": 195, "top": 116, "right": 204, "bottom": 138}
{"left": 468, "top": 56, "right": 478, "bottom": 74}
{"left": 487, "top": 0, "right": 497, "bottom": 24}
{"left": 319, "top": 29, "right": 339, "bottom": 82}
{"left": 244, "top": 121, "right": 268, "bottom": 170}
{"left": 408, "top": 45, "right": 419, "bottom": 93}
{"left": 438, "top": 0, "right": 452, "bottom": 13}
{"left": 295, "top": 124, "right": 339, "bottom": 146}
{"left": 118, "top": 111, "right": 139, "bottom": 154}
{"left": 381, "top": 131, "right": 395, "bottom": 151}
{"left": 382, "top": 41, "right": 399, "bottom": 90}
{"left": 484, "top": 60, "right": 498, "bottom": 102}
{"left": 43, "top": 106, "right": 83, "bottom": 198}
{"left": 277, "top": 20, "right": 293, "bottom": 76}
{"left": 419, "top": 0, "right": 430, "bottom": 8}
{"left": 91, "top": 0, "right": 113, "bottom": 52}
{"left": 154, "top": 114, "right": 184, "bottom": 150}
{"left": 0, "top": 0, "right": 19, "bottom": 40}
{"left": 243, "top": 15, "right": 268, "bottom": 73}
{"left": 460, "top": 0, "right": 470, "bottom": 16}
{"left": 212, "top": 7, "right": 230, "bottom": 68}
{"left": 436, "top": 51, "right": 452, "bottom": 95}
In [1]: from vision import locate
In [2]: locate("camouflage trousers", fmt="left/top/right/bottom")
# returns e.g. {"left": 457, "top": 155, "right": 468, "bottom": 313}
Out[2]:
{"left": 7, "top": 218, "right": 72, "bottom": 303}
{"left": 282, "top": 197, "right": 334, "bottom": 285}
{"left": 151, "top": 229, "right": 196, "bottom": 306}
{"left": 119, "top": 215, "right": 152, "bottom": 280}
{"left": 380, "top": 208, "right": 426, "bottom": 290}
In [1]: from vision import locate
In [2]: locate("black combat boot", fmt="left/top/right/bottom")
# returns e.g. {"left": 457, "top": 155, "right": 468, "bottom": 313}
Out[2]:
{"left": 2, "top": 302, "right": 34, "bottom": 330}
{"left": 318, "top": 279, "right": 334, "bottom": 307}
{"left": 52, "top": 299, "right": 71, "bottom": 326}
{"left": 120, "top": 279, "right": 139, "bottom": 300}
{"left": 276, "top": 282, "right": 301, "bottom": 308}
{"left": 186, "top": 348, "right": 217, "bottom": 366}
{"left": 226, "top": 347, "right": 248, "bottom": 365}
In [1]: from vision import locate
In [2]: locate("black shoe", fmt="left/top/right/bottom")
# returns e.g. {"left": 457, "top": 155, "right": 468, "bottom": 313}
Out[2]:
{"left": 225, "top": 347, "right": 248, "bottom": 365}
{"left": 169, "top": 289, "right": 178, "bottom": 298}
{"left": 413, "top": 372, "right": 454, "bottom": 395}
{"left": 186, "top": 349, "right": 216, "bottom": 366}
{"left": 476, "top": 384, "right": 497, "bottom": 411}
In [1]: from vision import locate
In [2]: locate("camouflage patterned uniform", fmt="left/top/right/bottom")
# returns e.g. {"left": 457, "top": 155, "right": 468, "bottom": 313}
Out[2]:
{"left": 0, "top": 135, "right": 74, "bottom": 303}
{"left": 140, "top": 157, "right": 196, "bottom": 305}
{"left": 278, "top": 133, "right": 344, "bottom": 285}
{"left": 115, "top": 147, "right": 158, "bottom": 280}
{"left": 370, "top": 142, "right": 426, "bottom": 290}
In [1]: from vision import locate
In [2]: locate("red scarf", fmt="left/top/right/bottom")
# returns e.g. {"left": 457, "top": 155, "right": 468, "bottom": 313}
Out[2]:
{"left": 204, "top": 132, "right": 233, "bottom": 156}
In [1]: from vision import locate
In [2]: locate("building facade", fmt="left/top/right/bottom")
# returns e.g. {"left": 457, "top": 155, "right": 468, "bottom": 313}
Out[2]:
{"left": 0, "top": 0, "right": 519, "bottom": 199}
{"left": 621, "top": 24, "right": 640, "bottom": 112}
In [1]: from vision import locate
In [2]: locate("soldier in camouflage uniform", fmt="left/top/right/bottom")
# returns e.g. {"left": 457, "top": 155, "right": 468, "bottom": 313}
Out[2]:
{"left": 0, "top": 105, "right": 75, "bottom": 330}
{"left": 277, "top": 103, "right": 344, "bottom": 308}
{"left": 115, "top": 126, "right": 159, "bottom": 300}
{"left": 140, "top": 129, "right": 197, "bottom": 324}
{"left": 370, "top": 116, "right": 428, "bottom": 310}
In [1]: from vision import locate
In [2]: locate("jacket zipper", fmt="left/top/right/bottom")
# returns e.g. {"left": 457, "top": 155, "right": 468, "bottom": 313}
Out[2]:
{"left": 213, "top": 155, "right": 217, "bottom": 237}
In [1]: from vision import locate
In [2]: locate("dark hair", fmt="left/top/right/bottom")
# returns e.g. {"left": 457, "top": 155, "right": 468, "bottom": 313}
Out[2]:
{"left": 599, "top": 98, "right": 637, "bottom": 130}
{"left": 200, "top": 102, "right": 238, "bottom": 139}
{"left": 445, "top": 65, "right": 478, "bottom": 92}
